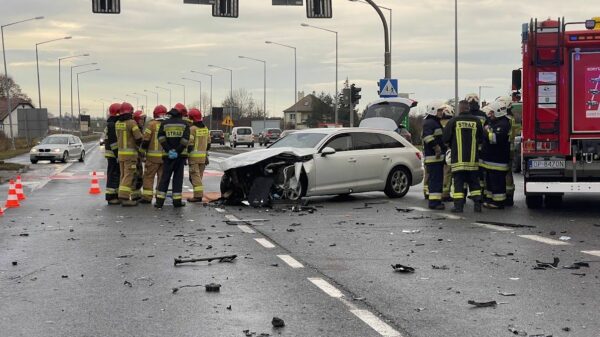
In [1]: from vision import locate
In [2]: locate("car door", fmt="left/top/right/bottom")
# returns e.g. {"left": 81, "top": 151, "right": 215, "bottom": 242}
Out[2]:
{"left": 312, "top": 133, "right": 357, "bottom": 194}
{"left": 350, "top": 132, "right": 387, "bottom": 191}
{"left": 69, "top": 136, "right": 81, "bottom": 157}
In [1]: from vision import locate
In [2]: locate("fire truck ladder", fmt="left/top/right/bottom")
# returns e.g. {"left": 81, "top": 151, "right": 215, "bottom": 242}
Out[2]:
{"left": 531, "top": 18, "right": 563, "bottom": 151}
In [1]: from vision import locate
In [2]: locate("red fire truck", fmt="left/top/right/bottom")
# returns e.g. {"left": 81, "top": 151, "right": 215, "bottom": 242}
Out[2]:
{"left": 516, "top": 17, "right": 600, "bottom": 208}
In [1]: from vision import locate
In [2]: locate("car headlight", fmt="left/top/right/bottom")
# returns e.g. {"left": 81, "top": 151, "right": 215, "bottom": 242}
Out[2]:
{"left": 30, "top": 148, "right": 38, "bottom": 153}
{"left": 53, "top": 148, "right": 61, "bottom": 153}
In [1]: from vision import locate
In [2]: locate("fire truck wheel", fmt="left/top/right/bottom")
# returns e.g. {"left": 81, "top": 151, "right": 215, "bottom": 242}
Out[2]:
{"left": 525, "top": 195, "right": 543, "bottom": 209}
{"left": 544, "top": 195, "right": 563, "bottom": 208}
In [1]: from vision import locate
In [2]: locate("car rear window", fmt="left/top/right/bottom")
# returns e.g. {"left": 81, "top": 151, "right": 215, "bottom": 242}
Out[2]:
{"left": 237, "top": 128, "right": 252, "bottom": 135}
{"left": 210, "top": 131, "right": 223, "bottom": 135}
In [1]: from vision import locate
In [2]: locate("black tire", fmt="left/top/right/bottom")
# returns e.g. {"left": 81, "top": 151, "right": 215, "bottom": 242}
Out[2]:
{"left": 248, "top": 144, "right": 251, "bottom": 148}
{"left": 251, "top": 143, "right": 254, "bottom": 148}
{"left": 544, "top": 195, "right": 563, "bottom": 208}
{"left": 526, "top": 195, "right": 543, "bottom": 209}
{"left": 79, "top": 150, "right": 85, "bottom": 162}
{"left": 30, "top": 158, "right": 38, "bottom": 164}
{"left": 233, "top": 142, "right": 237, "bottom": 148}
{"left": 61, "top": 152, "right": 68, "bottom": 163}
{"left": 384, "top": 166, "right": 411, "bottom": 198}
{"left": 221, "top": 141, "right": 224, "bottom": 145}
{"left": 49, "top": 159, "right": 55, "bottom": 163}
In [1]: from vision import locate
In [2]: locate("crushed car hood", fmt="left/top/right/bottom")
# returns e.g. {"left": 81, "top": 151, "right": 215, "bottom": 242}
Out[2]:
{"left": 219, "top": 147, "right": 316, "bottom": 171}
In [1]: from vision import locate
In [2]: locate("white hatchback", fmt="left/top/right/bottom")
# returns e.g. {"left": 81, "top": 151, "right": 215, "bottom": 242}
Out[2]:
{"left": 220, "top": 128, "right": 424, "bottom": 201}
{"left": 229, "top": 127, "right": 254, "bottom": 148}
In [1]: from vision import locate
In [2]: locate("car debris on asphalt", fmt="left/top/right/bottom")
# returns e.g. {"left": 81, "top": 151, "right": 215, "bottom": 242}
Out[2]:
{"left": 467, "top": 300, "right": 497, "bottom": 308}
{"left": 271, "top": 317, "right": 285, "bottom": 328}
{"left": 173, "top": 254, "right": 237, "bottom": 265}
{"left": 391, "top": 264, "right": 415, "bottom": 273}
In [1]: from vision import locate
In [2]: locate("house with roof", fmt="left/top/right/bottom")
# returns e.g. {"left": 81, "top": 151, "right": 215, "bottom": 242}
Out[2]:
{"left": 283, "top": 94, "right": 332, "bottom": 129}
{"left": 0, "top": 98, "right": 35, "bottom": 138}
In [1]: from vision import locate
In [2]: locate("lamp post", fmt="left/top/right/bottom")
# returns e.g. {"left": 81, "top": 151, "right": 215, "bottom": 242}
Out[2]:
{"left": 265, "top": 40, "right": 297, "bottom": 120}
{"left": 133, "top": 92, "right": 148, "bottom": 112}
{"left": 125, "top": 94, "right": 139, "bottom": 109}
{"left": 58, "top": 53, "right": 89, "bottom": 131}
{"left": 71, "top": 62, "right": 97, "bottom": 119}
{"left": 35, "top": 36, "right": 71, "bottom": 108}
{"left": 2, "top": 16, "right": 44, "bottom": 148}
{"left": 454, "top": 0, "right": 459, "bottom": 114}
{"left": 348, "top": 0, "right": 392, "bottom": 69}
{"left": 156, "top": 86, "right": 171, "bottom": 107}
{"left": 144, "top": 89, "right": 159, "bottom": 107}
{"left": 76, "top": 68, "right": 100, "bottom": 135}
{"left": 98, "top": 98, "right": 111, "bottom": 116}
{"left": 478, "top": 85, "right": 493, "bottom": 104}
{"left": 182, "top": 77, "right": 202, "bottom": 110}
{"left": 239, "top": 55, "right": 267, "bottom": 130}
{"left": 301, "top": 23, "right": 338, "bottom": 124}
{"left": 208, "top": 64, "right": 233, "bottom": 120}
{"left": 191, "top": 71, "right": 213, "bottom": 129}
{"left": 167, "top": 82, "right": 186, "bottom": 106}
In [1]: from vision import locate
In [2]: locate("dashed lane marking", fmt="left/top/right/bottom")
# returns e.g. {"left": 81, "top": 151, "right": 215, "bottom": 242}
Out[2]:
{"left": 225, "top": 214, "right": 239, "bottom": 221}
{"left": 349, "top": 310, "right": 402, "bottom": 337}
{"left": 582, "top": 250, "right": 600, "bottom": 257}
{"left": 308, "top": 277, "right": 343, "bottom": 298}
{"left": 434, "top": 213, "right": 462, "bottom": 220}
{"left": 277, "top": 254, "right": 304, "bottom": 268}
{"left": 254, "top": 238, "right": 276, "bottom": 248}
{"left": 409, "top": 206, "right": 431, "bottom": 212}
{"left": 215, "top": 208, "right": 226, "bottom": 213}
{"left": 518, "top": 235, "right": 571, "bottom": 246}
{"left": 238, "top": 225, "right": 255, "bottom": 234}
{"left": 472, "top": 222, "right": 514, "bottom": 232}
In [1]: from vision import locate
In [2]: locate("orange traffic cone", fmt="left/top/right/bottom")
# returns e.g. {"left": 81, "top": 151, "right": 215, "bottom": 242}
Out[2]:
{"left": 5, "top": 180, "right": 20, "bottom": 208}
{"left": 15, "top": 175, "right": 26, "bottom": 201}
{"left": 89, "top": 171, "right": 101, "bottom": 195}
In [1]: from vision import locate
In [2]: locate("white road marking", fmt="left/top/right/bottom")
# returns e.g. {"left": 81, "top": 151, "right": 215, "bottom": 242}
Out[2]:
{"left": 409, "top": 206, "right": 431, "bottom": 212}
{"left": 215, "top": 208, "right": 226, "bottom": 213}
{"left": 254, "top": 238, "right": 275, "bottom": 248}
{"left": 237, "top": 225, "right": 255, "bottom": 234}
{"left": 308, "top": 277, "right": 343, "bottom": 298}
{"left": 582, "top": 250, "right": 600, "bottom": 257}
{"left": 224, "top": 214, "right": 239, "bottom": 221}
{"left": 277, "top": 254, "right": 304, "bottom": 268}
{"left": 472, "top": 222, "right": 514, "bottom": 232}
{"left": 350, "top": 310, "right": 402, "bottom": 337}
{"left": 518, "top": 235, "right": 571, "bottom": 246}
{"left": 434, "top": 213, "right": 462, "bottom": 220}
{"left": 209, "top": 157, "right": 224, "bottom": 163}
{"left": 32, "top": 144, "right": 98, "bottom": 191}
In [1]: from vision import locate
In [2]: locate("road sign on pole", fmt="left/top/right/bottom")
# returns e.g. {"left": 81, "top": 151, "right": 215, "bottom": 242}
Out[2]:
{"left": 213, "top": 0, "right": 239, "bottom": 18}
{"left": 222, "top": 115, "right": 234, "bottom": 127}
{"left": 379, "top": 78, "right": 398, "bottom": 98}
{"left": 92, "top": 0, "right": 120, "bottom": 14}
{"left": 306, "top": 0, "right": 332, "bottom": 18}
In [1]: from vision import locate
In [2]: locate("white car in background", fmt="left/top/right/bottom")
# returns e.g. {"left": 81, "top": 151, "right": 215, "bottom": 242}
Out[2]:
{"left": 219, "top": 128, "right": 424, "bottom": 203}
{"left": 229, "top": 127, "right": 254, "bottom": 148}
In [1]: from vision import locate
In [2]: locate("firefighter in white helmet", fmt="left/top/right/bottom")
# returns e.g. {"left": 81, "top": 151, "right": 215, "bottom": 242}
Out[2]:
{"left": 496, "top": 96, "right": 517, "bottom": 206}
{"left": 440, "top": 104, "right": 454, "bottom": 201}
{"left": 422, "top": 101, "right": 447, "bottom": 209}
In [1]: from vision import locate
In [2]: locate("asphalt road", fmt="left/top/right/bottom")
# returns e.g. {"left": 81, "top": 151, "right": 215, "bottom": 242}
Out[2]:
{"left": 1, "top": 144, "right": 599, "bottom": 337}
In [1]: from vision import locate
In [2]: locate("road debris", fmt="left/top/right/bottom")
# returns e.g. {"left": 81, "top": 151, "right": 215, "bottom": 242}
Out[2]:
{"left": 271, "top": 317, "right": 285, "bottom": 328}
{"left": 286, "top": 228, "right": 295, "bottom": 232}
{"left": 507, "top": 325, "right": 527, "bottom": 336}
{"left": 497, "top": 291, "right": 516, "bottom": 296}
{"left": 12, "top": 261, "right": 17, "bottom": 266}
{"left": 558, "top": 236, "right": 571, "bottom": 241}
{"left": 467, "top": 300, "right": 497, "bottom": 308}
{"left": 19, "top": 233, "right": 29, "bottom": 237}
{"left": 474, "top": 221, "right": 535, "bottom": 228}
{"left": 123, "top": 280, "right": 132, "bottom": 287}
{"left": 173, "top": 254, "right": 237, "bottom": 266}
{"left": 225, "top": 219, "right": 268, "bottom": 225}
{"left": 432, "top": 265, "right": 449, "bottom": 270}
{"left": 563, "top": 261, "right": 590, "bottom": 269}
{"left": 205, "top": 283, "right": 221, "bottom": 292}
{"left": 534, "top": 257, "right": 559, "bottom": 270}
{"left": 391, "top": 264, "right": 415, "bottom": 273}
{"left": 171, "top": 284, "right": 203, "bottom": 294}
{"left": 402, "top": 229, "right": 421, "bottom": 234}
{"left": 395, "top": 208, "right": 414, "bottom": 213}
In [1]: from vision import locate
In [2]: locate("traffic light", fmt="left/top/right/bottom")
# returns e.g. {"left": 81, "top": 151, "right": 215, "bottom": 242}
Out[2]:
{"left": 92, "top": 0, "right": 120, "bottom": 14}
{"left": 350, "top": 84, "right": 361, "bottom": 105}
{"left": 342, "top": 88, "right": 351, "bottom": 105}
{"left": 306, "top": 0, "right": 332, "bottom": 18}
{"left": 213, "top": 0, "right": 238, "bottom": 18}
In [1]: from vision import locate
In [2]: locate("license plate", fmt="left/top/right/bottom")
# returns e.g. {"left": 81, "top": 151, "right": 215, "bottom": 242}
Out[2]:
{"left": 528, "top": 160, "right": 565, "bottom": 169}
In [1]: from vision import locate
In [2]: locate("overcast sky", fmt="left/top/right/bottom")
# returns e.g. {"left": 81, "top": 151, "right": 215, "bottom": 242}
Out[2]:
{"left": 1, "top": 0, "right": 595, "bottom": 118}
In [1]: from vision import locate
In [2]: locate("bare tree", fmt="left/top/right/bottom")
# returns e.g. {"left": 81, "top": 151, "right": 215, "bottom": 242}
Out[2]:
{"left": 0, "top": 74, "right": 32, "bottom": 104}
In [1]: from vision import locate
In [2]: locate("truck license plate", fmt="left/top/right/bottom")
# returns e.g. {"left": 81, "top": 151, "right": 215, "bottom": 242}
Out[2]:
{"left": 528, "top": 160, "right": 565, "bottom": 169}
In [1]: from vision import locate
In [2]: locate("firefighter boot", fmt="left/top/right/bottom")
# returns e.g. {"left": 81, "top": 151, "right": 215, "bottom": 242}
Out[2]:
{"left": 154, "top": 198, "right": 165, "bottom": 209}
{"left": 505, "top": 196, "right": 514, "bottom": 207}
{"left": 121, "top": 199, "right": 138, "bottom": 207}
{"left": 187, "top": 197, "right": 203, "bottom": 203}
{"left": 173, "top": 199, "right": 186, "bottom": 208}
{"left": 108, "top": 199, "right": 121, "bottom": 205}
{"left": 474, "top": 201, "right": 483, "bottom": 213}
{"left": 451, "top": 200, "right": 464, "bottom": 213}
{"left": 139, "top": 198, "right": 151, "bottom": 204}
{"left": 428, "top": 201, "right": 445, "bottom": 210}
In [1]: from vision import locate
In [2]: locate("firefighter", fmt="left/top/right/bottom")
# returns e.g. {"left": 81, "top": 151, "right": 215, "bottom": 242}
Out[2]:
{"left": 140, "top": 105, "right": 167, "bottom": 204}
{"left": 154, "top": 107, "right": 190, "bottom": 208}
{"left": 187, "top": 108, "right": 210, "bottom": 203}
{"left": 422, "top": 101, "right": 447, "bottom": 210}
{"left": 175, "top": 103, "right": 192, "bottom": 127}
{"left": 132, "top": 110, "right": 147, "bottom": 200}
{"left": 440, "top": 104, "right": 455, "bottom": 201}
{"left": 115, "top": 102, "right": 144, "bottom": 206}
{"left": 465, "top": 93, "right": 487, "bottom": 125}
{"left": 496, "top": 96, "right": 516, "bottom": 206}
{"left": 442, "top": 100, "right": 485, "bottom": 213}
{"left": 480, "top": 101, "right": 511, "bottom": 209}
{"left": 104, "top": 103, "right": 121, "bottom": 205}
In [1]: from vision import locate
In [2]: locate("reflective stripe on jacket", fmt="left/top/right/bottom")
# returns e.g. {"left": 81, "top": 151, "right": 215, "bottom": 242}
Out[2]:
{"left": 188, "top": 125, "right": 209, "bottom": 164}
{"left": 116, "top": 118, "right": 143, "bottom": 160}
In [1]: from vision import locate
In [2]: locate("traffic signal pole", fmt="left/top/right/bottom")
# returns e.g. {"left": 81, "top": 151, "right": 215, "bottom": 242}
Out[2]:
{"left": 364, "top": 0, "right": 391, "bottom": 78}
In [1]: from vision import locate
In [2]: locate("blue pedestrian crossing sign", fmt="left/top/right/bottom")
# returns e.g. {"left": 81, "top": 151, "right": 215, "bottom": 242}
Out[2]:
{"left": 379, "top": 78, "right": 398, "bottom": 98}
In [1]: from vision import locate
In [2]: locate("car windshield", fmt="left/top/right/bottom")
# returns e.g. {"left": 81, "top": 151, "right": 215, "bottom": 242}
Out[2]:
{"left": 41, "top": 137, "right": 69, "bottom": 145}
{"left": 269, "top": 132, "right": 327, "bottom": 149}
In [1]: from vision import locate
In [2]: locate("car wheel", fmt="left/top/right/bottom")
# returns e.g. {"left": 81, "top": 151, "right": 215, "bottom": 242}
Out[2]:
{"left": 384, "top": 166, "right": 411, "bottom": 198}
{"left": 30, "top": 158, "right": 38, "bottom": 164}
{"left": 79, "top": 150, "right": 85, "bottom": 162}
{"left": 61, "top": 151, "right": 68, "bottom": 163}
{"left": 49, "top": 159, "right": 55, "bottom": 163}
{"left": 525, "top": 195, "right": 543, "bottom": 209}
{"left": 544, "top": 195, "right": 563, "bottom": 208}
{"left": 285, "top": 174, "right": 307, "bottom": 201}
{"left": 251, "top": 143, "right": 254, "bottom": 148}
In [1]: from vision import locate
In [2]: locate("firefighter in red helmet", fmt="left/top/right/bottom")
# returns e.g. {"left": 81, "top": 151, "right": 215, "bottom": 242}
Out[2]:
{"left": 186, "top": 108, "right": 210, "bottom": 202}
{"left": 115, "top": 102, "right": 144, "bottom": 206}
{"left": 140, "top": 105, "right": 167, "bottom": 204}
{"left": 104, "top": 103, "right": 121, "bottom": 204}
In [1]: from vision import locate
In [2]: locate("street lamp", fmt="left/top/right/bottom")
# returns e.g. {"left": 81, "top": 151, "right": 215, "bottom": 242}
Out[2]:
{"left": 76, "top": 68, "right": 100, "bottom": 134}
{"left": 71, "top": 62, "right": 97, "bottom": 119}
{"left": 125, "top": 94, "right": 139, "bottom": 109}
{"left": 191, "top": 71, "right": 213, "bottom": 129}
{"left": 144, "top": 89, "right": 159, "bottom": 107}
{"left": 98, "top": 98, "right": 111, "bottom": 116}
{"left": 182, "top": 77, "right": 202, "bottom": 110}
{"left": 239, "top": 55, "right": 267, "bottom": 130}
{"left": 35, "top": 36, "right": 71, "bottom": 108}
{"left": 265, "top": 40, "right": 297, "bottom": 120}
{"left": 58, "top": 53, "right": 89, "bottom": 130}
{"left": 167, "top": 82, "right": 186, "bottom": 106}
{"left": 133, "top": 92, "right": 148, "bottom": 112}
{"left": 301, "top": 23, "right": 339, "bottom": 124}
{"left": 454, "top": 0, "right": 459, "bottom": 114}
{"left": 348, "top": 0, "right": 392, "bottom": 66}
{"left": 208, "top": 64, "right": 233, "bottom": 119}
{"left": 1, "top": 16, "right": 44, "bottom": 148}
{"left": 155, "top": 86, "right": 172, "bottom": 107}
{"left": 478, "top": 85, "right": 493, "bottom": 104}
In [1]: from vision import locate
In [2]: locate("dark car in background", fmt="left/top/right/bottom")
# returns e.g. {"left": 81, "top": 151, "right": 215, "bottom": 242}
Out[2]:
{"left": 258, "top": 128, "right": 282, "bottom": 146}
{"left": 210, "top": 130, "right": 225, "bottom": 145}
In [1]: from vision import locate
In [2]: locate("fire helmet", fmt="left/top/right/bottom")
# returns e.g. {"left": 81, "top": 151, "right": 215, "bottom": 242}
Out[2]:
{"left": 488, "top": 101, "right": 508, "bottom": 118}
{"left": 120, "top": 102, "right": 134, "bottom": 115}
{"left": 495, "top": 96, "right": 513, "bottom": 110}
{"left": 440, "top": 104, "right": 454, "bottom": 118}
{"left": 108, "top": 103, "right": 121, "bottom": 117}
{"left": 465, "top": 93, "right": 480, "bottom": 103}
{"left": 153, "top": 105, "right": 167, "bottom": 119}
{"left": 133, "top": 110, "right": 146, "bottom": 124}
{"left": 188, "top": 108, "right": 203, "bottom": 122}
{"left": 425, "top": 100, "right": 445, "bottom": 117}
{"left": 174, "top": 103, "right": 187, "bottom": 116}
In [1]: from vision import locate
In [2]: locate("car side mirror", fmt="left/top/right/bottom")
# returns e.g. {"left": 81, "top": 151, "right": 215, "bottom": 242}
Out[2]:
{"left": 321, "top": 147, "right": 336, "bottom": 157}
